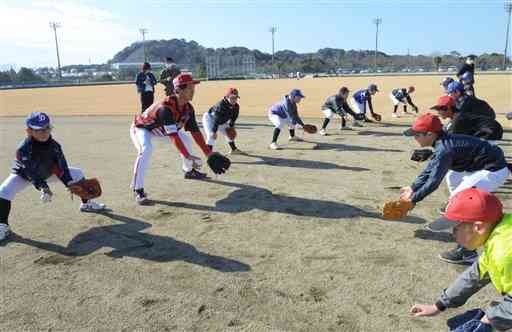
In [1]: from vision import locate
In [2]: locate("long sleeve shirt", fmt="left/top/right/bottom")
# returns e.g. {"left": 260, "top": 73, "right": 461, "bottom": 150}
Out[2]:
{"left": 321, "top": 95, "right": 358, "bottom": 118}
{"left": 269, "top": 96, "right": 305, "bottom": 126}
{"left": 12, "top": 136, "right": 73, "bottom": 190}
{"left": 437, "top": 214, "right": 512, "bottom": 331}
{"left": 208, "top": 98, "right": 240, "bottom": 132}
{"left": 410, "top": 133, "right": 508, "bottom": 203}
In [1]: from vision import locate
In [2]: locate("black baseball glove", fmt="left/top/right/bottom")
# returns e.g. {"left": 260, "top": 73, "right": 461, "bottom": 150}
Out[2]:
{"left": 410, "top": 149, "right": 434, "bottom": 162}
{"left": 207, "top": 152, "right": 231, "bottom": 174}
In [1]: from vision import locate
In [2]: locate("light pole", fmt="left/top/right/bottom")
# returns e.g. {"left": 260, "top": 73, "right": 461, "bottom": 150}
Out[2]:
{"left": 49, "top": 22, "right": 62, "bottom": 79}
{"left": 373, "top": 18, "right": 382, "bottom": 71}
{"left": 269, "top": 26, "right": 277, "bottom": 78}
{"left": 139, "top": 28, "right": 148, "bottom": 62}
{"left": 504, "top": 2, "right": 512, "bottom": 70}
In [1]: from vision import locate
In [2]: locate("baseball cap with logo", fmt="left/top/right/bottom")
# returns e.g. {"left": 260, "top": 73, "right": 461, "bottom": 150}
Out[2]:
{"left": 226, "top": 88, "right": 240, "bottom": 98}
{"left": 403, "top": 113, "right": 443, "bottom": 136}
{"left": 290, "top": 89, "right": 305, "bottom": 98}
{"left": 172, "top": 73, "right": 200, "bottom": 88}
{"left": 447, "top": 81, "right": 465, "bottom": 94}
{"left": 427, "top": 188, "right": 503, "bottom": 232}
{"left": 26, "top": 112, "right": 51, "bottom": 130}
{"left": 430, "top": 95, "right": 455, "bottom": 111}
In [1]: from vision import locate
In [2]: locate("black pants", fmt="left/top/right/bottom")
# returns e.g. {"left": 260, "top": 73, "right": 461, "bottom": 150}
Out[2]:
{"left": 140, "top": 91, "right": 154, "bottom": 112}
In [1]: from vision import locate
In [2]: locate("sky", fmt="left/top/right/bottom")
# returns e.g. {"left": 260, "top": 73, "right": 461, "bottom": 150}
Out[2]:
{"left": 0, "top": 0, "right": 511, "bottom": 68}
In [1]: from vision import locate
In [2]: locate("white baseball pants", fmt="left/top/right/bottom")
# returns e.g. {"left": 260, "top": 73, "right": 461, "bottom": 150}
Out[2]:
{"left": 130, "top": 125, "right": 200, "bottom": 190}
{"left": 0, "top": 167, "right": 85, "bottom": 201}
{"left": 446, "top": 167, "right": 510, "bottom": 197}
{"left": 202, "top": 112, "right": 233, "bottom": 147}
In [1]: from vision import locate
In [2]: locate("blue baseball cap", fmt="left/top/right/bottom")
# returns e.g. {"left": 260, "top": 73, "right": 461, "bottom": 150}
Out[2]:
{"left": 461, "top": 72, "right": 473, "bottom": 83}
{"left": 368, "top": 84, "right": 379, "bottom": 92}
{"left": 290, "top": 89, "right": 305, "bottom": 98}
{"left": 447, "top": 81, "right": 465, "bottom": 95}
{"left": 26, "top": 112, "right": 51, "bottom": 129}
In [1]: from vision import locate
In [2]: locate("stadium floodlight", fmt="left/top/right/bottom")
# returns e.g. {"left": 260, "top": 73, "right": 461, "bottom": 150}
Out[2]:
{"left": 139, "top": 28, "right": 148, "bottom": 62}
{"left": 269, "top": 27, "right": 277, "bottom": 78}
{"left": 373, "top": 18, "right": 382, "bottom": 71}
{"left": 504, "top": 1, "right": 512, "bottom": 69}
{"left": 49, "top": 22, "right": 62, "bottom": 79}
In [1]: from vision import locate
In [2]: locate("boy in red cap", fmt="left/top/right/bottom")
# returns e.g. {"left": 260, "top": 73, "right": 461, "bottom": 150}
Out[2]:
{"left": 431, "top": 95, "right": 503, "bottom": 142}
{"left": 202, "top": 88, "right": 243, "bottom": 154}
{"left": 411, "top": 188, "right": 512, "bottom": 331}
{"left": 130, "top": 73, "right": 211, "bottom": 205}
{"left": 400, "top": 113, "right": 510, "bottom": 264}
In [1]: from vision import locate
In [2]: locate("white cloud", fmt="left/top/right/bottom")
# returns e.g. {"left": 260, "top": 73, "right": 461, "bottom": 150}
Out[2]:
{"left": 0, "top": 1, "right": 134, "bottom": 67}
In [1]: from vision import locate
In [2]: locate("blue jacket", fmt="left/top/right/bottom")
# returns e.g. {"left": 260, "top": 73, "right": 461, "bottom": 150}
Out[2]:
{"left": 269, "top": 96, "right": 304, "bottom": 126}
{"left": 353, "top": 89, "right": 371, "bottom": 104}
{"left": 12, "top": 136, "right": 73, "bottom": 190}
{"left": 411, "top": 133, "right": 508, "bottom": 203}
{"left": 135, "top": 71, "right": 157, "bottom": 93}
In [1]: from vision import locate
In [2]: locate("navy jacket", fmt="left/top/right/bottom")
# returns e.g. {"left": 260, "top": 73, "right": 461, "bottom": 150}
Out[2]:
{"left": 455, "top": 95, "right": 496, "bottom": 120}
{"left": 410, "top": 133, "right": 508, "bottom": 203}
{"left": 12, "top": 136, "right": 73, "bottom": 190}
{"left": 135, "top": 72, "right": 157, "bottom": 93}
{"left": 208, "top": 98, "right": 239, "bottom": 132}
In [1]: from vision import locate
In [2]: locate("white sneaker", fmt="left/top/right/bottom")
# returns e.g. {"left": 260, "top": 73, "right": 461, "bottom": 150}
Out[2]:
{"left": 135, "top": 192, "right": 150, "bottom": 205}
{"left": 319, "top": 129, "right": 327, "bottom": 136}
{"left": 269, "top": 142, "right": 281, "bottom": 150}
{"left": 0, "top": 224, "right": 11, "bottom": 241}
{"left": 392, "top": 113, "right": 399, "bottom": 118}
{"left": 288, "top": 136, "right": 303, "bottom": 142}
{"left": 80, "top": 200, "right": 106, "bottom": 212}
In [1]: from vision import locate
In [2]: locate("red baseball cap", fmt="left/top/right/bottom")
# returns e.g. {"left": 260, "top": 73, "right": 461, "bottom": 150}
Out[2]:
{"left": 173, "top": 73, "right": 200, "bottom": 88}
{"left": 427, "top": 188, "right": 503, "bottom": 231}
{"left": 403, "top": 113, "right": 443, "bottom": 136}
{"left": 226, "top": 88, "right": 240, "bottom": 98}
{"left": 430, "top": 95, "right": 455, "bottom": 111}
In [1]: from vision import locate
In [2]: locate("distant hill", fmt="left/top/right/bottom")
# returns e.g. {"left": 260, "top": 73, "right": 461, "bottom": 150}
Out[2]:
{"left": 110, "top": 38, "right": 507, "bottom": 74}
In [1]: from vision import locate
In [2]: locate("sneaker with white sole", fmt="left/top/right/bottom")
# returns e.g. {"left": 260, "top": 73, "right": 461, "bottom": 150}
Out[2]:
{"left": 0, "top": 224, "right": 11, "bottom": 241}
{"left": 80, "top": 200, "right": 106, "bottom": 212}
{"left": 135, "top": 191, "right": 150, "bottom": 205}
{"left": 439, "top": 246, "right": 478, "bottom": 265}
{"left": 269, "top": 142, "right": 281, "bottom": 150}
{"left": 319, "top": 129, "right": 327, "bottom": 136}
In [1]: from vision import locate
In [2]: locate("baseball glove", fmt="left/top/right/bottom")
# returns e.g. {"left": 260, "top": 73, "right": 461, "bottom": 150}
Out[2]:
{"left": 303, "top": 124, "right": 317, "bottom": 134}
{"left": 372, "top": 113, "right": 382, "bottom": 122}
{"left": 410, "top": 149, "right": 434, "bottom": 162}
{"left": 225, "top": 127, "right": 237, "bottom": 140}
{"left": 207, "top": 152, "right": 231, "bottom": 175}
{"left": 68, "top": 178, "right": 102, "bottom": 200}
{"left": 382, "top": 200, "right": 415, "bottom": 220}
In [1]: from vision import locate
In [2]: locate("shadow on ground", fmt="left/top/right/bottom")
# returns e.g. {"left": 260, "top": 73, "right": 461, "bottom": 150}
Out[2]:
{"left": 3, "top": 212, "right": 250, "bottom": 272}
{"left": 152, "top": 179, "right": 425, "bottom": 224}
{"left": 231, "top": 153, "right": 370, "bottom": 171}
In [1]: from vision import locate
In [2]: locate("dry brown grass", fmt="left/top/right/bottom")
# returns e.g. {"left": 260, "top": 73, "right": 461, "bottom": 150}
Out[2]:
{"left": 1, "top": 74, "right": 510, "bottom": 125}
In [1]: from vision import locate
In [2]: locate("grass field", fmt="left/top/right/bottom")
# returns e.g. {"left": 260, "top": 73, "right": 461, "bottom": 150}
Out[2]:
{"left": 1, "top": 74, "right": 511, "bottom": 124}
{"left": 0, "top": 75, "right": 511, "bottom": 331}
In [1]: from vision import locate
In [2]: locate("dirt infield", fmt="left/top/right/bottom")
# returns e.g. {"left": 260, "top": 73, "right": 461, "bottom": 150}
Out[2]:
{"left": 0, "top": 76, "right": 511, "bottom": 331}
{"left": 1, "top": 74, "right": 511, "bottom": 125}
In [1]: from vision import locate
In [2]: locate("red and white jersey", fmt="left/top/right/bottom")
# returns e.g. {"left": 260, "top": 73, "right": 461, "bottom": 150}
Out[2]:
{"left": 133, "top": 96, "right": 199, "bottom": 137}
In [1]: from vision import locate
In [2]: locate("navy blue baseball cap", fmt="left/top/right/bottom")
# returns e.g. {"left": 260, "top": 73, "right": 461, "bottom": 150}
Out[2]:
{"left": 368, "top": 84, "right": 379, "bottom": 92}
{"left": 461, "top": 72, "right": 474, "bottom": 82}
{"left": 290, "top": 89, "right": 305, "bottom": 98}
{"left": 447, "top": 81, "right": 465, "bottom": 94}
{"left": 26, "top": 112, "right": 51, "bottom": 130}
{"left": 441, "top": 77, "right": 454, "bottom": 88}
